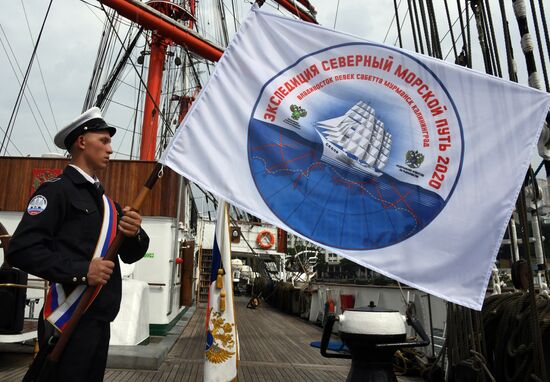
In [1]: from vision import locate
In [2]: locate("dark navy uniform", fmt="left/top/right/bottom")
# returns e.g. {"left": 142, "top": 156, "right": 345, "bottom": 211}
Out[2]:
{"left": 7, "top": 165, "right": 149, "bottom": 381}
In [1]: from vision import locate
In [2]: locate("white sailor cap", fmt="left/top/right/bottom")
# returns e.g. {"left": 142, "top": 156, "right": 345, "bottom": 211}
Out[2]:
{"left": 54, "top": 107, "right": 116, "bottom": 150}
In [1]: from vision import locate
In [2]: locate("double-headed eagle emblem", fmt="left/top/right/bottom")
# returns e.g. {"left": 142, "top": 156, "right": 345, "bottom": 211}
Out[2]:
{"left": 405, "top": 150, "right": 425, "bottom": 169}
{"left": 205, "top": 309, "right": 236, "bottom": 363}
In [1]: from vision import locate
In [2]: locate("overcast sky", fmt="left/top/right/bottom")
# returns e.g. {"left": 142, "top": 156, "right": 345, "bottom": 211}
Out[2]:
{"left": 0, "top": 0, "right": 547, "bottom": 169}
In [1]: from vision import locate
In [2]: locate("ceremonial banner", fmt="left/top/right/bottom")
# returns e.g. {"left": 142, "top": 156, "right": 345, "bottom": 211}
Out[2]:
{"left": 204, "top": 201, "right": 239, "bottom": 382}
{"left": 160, "top": 6, "right": 550, "bottom": 309}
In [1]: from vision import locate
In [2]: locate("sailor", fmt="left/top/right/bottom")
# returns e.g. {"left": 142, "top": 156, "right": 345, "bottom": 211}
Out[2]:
{"left": 7, "top": 107, "right": 150, "bottom": 382}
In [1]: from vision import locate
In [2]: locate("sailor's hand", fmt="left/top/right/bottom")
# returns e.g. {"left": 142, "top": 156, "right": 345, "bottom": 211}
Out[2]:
{"left": 119, "top": 206, "right": 142, "bottom": 237}
{"left": 87, "top": 258, "right": 115, "bottom": 286}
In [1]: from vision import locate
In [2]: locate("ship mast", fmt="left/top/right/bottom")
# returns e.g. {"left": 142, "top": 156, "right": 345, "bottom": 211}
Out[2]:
{"left": 94, "top": 0, "right": 317, "bottom": 160}
{"left": 97, "top": 0, "right": 224, "bottom": 160}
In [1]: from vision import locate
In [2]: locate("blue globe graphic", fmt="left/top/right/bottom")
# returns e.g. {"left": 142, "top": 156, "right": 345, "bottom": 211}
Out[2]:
{"left": 248, "top": 118, "right": 446, "bottom": 250}
{"left": 247, "top": 44, "right": 463, "bottom": 250}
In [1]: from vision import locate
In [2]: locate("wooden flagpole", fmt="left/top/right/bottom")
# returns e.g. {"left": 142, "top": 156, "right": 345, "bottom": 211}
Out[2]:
{"left": 47, "top": 162, "right": 164, "bottom": 362}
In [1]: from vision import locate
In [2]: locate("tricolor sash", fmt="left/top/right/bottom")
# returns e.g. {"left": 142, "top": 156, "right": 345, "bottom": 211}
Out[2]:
{"left": 43, "top": 195, "right": 117, "bottom": 332}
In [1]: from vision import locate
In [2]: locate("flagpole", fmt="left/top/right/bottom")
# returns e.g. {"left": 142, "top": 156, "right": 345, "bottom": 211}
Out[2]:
{"left": 204, "top": 200, "right": 239, "bottom": 382}
{"left": 47, "top": 162, "right": 164, "bottom": 363}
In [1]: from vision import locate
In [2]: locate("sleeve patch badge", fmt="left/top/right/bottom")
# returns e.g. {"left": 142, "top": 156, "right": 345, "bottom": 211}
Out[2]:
{"left": 27, "top": 195, "right": 48, "bottom": 215}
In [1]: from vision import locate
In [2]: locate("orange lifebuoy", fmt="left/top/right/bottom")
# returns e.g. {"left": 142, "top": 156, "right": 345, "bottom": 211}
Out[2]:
{"left": 256, "top": 230, "right": 275, "bottom": 249}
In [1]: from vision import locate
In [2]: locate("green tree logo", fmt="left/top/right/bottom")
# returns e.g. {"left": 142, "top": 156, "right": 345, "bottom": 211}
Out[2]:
{"left": 290, "top": 104, "right": 307, "bottom": 120}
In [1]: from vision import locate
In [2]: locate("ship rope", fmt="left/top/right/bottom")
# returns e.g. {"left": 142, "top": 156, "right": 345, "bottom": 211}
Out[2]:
{"left": 466, "top": 0, "right": 474, "bottom": 67}
{"left": 386, "top": 1, "right": 550, "bottom": 380}
{"left": 20, "top": 0, "right": 60, "bottom": 135}
{"left": 423, "top": 303, "right": 495, "bottom": 382}
{"left": 443, "top": 0, "right": 458, "bottom": 60}
{"left": 412, "top": 0, "right": 426, "bottom": 54}
{"left": 0, "top": 25, "right": 50, "bottom": 155}
{"left": 333, "top": 0, "right": 341, "bottom": 28}
{"left": 129, "top": 48, "right": 145, "bottom": 160}
{"left": 529, "top": 0, "right": 549, "bottom": 92}
{"left": 0, "top": 0, "right": 61, "bottom": 154}
{"left": 99, "top": 4, "right": 171, "bottom": 138}
{"left": 498, "top": 0, "right": 519, "bottom": 81}
{"left": 418, "top": 0, "right": 433, "bottom": 57}
{"left": 442, "top": 7, "right": 471, "bottom": 61}
{"left": 538, "top": 0, "right": 550, "bottom": 87}
{"left": 94, "top": 27, "right": 144, "bottom": 110}
{"left": 426, "top": 0, "right": 442, "bottom": 58}
{"left": 382, "top": 0, "right": 409, "bottom": 47}
{"left": 455, "top": 0, "right": 470, "bottom": 67}
{"left": 471, "top": 1, "right": 495, "bottom": 75}
{"left": 393, "top": 5, "right": 410, "bottom": 47}
{"left": 483, "top": 0, "right": 502, "bottom": 77}
{"left": 229, "top": 0, "right": 239, "bottom": 33}
{"left": 406, "top": 0, "right": 420, "bottom": 52}
{"left": 0, "top": 0, "right": 53, "bottom": 156}
{"left": 482, "top": 293, "right": 550, "bottom": 382}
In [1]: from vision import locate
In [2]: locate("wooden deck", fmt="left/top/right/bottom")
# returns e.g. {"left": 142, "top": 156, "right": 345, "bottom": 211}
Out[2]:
{"left": 0, "top": 297, "right": 422, "bottom": 381}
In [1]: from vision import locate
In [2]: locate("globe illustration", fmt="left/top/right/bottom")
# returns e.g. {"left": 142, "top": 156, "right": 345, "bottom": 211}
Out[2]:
{"left": 248, "top": 44, "right": 462, "bottom": 250}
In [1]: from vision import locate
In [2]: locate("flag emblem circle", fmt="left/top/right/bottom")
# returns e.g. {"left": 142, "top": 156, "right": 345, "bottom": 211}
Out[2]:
{"left": 248, "top": 43, "right": 464, "bottom": 250}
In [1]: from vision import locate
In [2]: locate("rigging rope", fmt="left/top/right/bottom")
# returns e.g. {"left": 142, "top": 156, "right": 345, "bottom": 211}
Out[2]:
{"left": 130, "top": 48, "right": 145, "bottom": 160}
{"left": 483, "top": 293, "right": 550, "bottom": 382}
{"left": 95, "top": 27, "right": 144, "bottom": 109}
{"left": 418, "top": 0, "right": 433, "bottom": 57}
{"left": 407, "top": 0, "right": 420, "bottom": 52}
{"left": 333, "top": 0, "right": 341, "bottom": 29}
{"left": 456, "top": 0, "right": 470, "bottom": 66}
{"left": 217, "top": 0, "right": 230, "bottom": 47}
{"left": 393, "top": 7, "right": 410, "bottom": 47}
{"left": 0, "top": 25, "right": 54, "bottom": 153}
{"left": 443, "top": 0, "right": 458, "bottom": 61}
{"left": 466, "top": 0, "right": 472, "bottom": 68}
{"left": 411, "top": 0, "right": 426, "bottom": 54}
{"left": 498, "top": 0, "right": 519, "bottom": 81}
{"left": 229, "top": 0, "right": 239, "bottom": 33}
{"left": 528, "top": 0, "right": 550, "bottom": 92}
{"left": 425, "top": 0, "right": 442, "bottom": 58}
{"left": 443, "top": 13, "right": 475, "bottom": 63}
{"left": 538, "top": 0, "right": 550, "bottom": 85}
{"left": 1, "top": 0, "right": 53, "bottom": 156}
{"left": 444, "top": 303, "right": 494, "bottom": 382}
{"left": 83, "top": 8, "right": 119, "bottom": 111}
{"left": 99, "top": 4, "right": 171, "bottom": 153}
{"left": 393, "top": 0, "right": 403, "bottom": 48}
{"left": 513, "top": 0, "right": 543, "bottom": 89}
{"left": 471, "top": 0, "right": 495, "bottom": 75}
{"left": 483, "top": 0, "right": 502, "bottom": 77}
{"left": 0, "top": 126, "right": 23, "bottom": 156}
{"left": 20, "top": 0, "right": 59, "bottom": 133}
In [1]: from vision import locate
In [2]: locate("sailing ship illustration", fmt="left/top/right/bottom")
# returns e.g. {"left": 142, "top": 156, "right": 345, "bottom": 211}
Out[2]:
{"left": 316, "top": 101, "right": 391, "bottom": 177}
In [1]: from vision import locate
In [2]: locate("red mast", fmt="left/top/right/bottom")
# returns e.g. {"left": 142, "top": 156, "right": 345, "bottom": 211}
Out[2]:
{"left": 98, "top": 0, "right": 314, "bottom": 160}
{"left": 274, "top": 0, "right": 317, "bottom": 24}
{"left": 140, "top": 33, "right": 167, "bottom": 160}
{"left": 98, "top": 0, "right": 223, "bottom": 160}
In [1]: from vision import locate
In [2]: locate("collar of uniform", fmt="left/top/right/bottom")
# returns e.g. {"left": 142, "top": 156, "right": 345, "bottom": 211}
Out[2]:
{"left": 65, "top": 165, "right": 99, "bottom": 185}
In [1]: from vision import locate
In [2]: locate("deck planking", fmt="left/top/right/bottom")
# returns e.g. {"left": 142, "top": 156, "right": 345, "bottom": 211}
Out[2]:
{"left": 0, "top": 297, "right": 422, "bottom": 381}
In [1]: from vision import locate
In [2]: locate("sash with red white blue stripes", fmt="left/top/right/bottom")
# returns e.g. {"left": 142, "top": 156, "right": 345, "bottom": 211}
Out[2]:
{"left": 43, "top": 195, "right": 117, "bottom": 332}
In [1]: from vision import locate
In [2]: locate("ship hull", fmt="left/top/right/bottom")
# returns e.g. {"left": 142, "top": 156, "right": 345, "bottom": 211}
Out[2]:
{"left": 318, "top": 132, "right": 383, "bottom": 177}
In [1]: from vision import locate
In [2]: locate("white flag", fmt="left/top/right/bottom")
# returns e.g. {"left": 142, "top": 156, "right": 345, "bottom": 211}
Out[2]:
{"left": 161, "top": 5, "right": 550, "bottom": 310}
{"left": 204, "top": 200, "right": 238, "bottom": 382}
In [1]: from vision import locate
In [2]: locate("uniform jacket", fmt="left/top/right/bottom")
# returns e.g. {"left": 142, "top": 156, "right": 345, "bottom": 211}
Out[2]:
{"left": 7, "top": 165, "right": 149, "bottom": 322}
